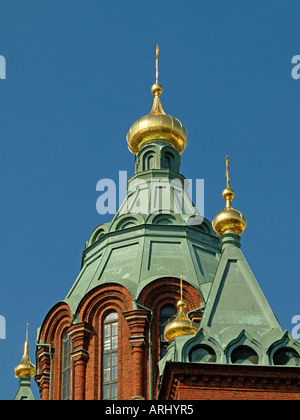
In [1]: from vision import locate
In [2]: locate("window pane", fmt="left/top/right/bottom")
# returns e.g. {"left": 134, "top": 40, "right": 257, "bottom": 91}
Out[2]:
{"left": 111, "top": 352, "right": 118, "bottom": 367}
{"left": 104, "top": 337, "right": 111, "bottom": 351}
{"left": 111, "top": 383, "right": 118, "bottom": 399}
{"left": 103, "top": 353, "right": 111, "bottom": 368}
{"left": 111, "top": 335, "right": 118, "bottom": 350}
{"left": 103, "top": 384, "right": 110, "bottom": 400}
{"left": 111, "top": 322, "right": 118, "bottom": 337}
{"left": 112, "top": 366, "right": 118, "bottom": 381}
{"left": 104, "top": 368, "right": 110, "bottom": 382}
{"left": 104, "top": 324, "right": 111, "bottom": 338}
{"left": 62, "top": 369, "right": 70, "bottom": 386}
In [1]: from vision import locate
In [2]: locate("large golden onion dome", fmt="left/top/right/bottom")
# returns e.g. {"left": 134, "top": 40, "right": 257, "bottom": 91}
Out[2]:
{"left": 126, "top": 45, "right": 188, "bottom": 155}
{"left": 212, "top": 156, "right": 247, "bottom": 236}
{"left": 163, "top": 275, "right": 198, "bottom": 342}
{"left": 14, "top": 322, "right": 36, "bottom": 379}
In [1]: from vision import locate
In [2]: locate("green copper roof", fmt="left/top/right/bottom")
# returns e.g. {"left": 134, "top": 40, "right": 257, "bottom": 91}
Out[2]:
{"left": 200, "top": 232, "right": 282, "bottom": 337}
{"left": 62, "top": 142, "right": 220, "bottom": 315}
{"left": 14, "top": 377, "right": 35, "bottom": 400}
{"left": 158, "top": 232, "right": 300, "bottom": 374}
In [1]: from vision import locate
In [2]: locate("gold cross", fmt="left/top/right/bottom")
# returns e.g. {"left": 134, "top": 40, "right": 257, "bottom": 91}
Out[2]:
{"left": 155, "top": 44, "right": 159, "bottom": 84}
{"left": 225, "top": 155, "right": 230, "bottom": 188}
{"left": 26, "top": 320, "right": 29, "bottom": 343}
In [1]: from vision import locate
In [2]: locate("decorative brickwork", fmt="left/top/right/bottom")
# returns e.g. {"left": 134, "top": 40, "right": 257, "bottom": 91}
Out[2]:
{"left": 158, "top": 362, "right": 300, "bottom": 400}
{"left": 35, "top": 278, "right": 201, "bottom": 400}
{"left": 36, "top": 302, "right": 72, "bottom": 400}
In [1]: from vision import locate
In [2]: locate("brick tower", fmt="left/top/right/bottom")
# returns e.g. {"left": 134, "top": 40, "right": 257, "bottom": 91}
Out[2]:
{"left": 35, "top": 46, "right": 219, "bottom": 400}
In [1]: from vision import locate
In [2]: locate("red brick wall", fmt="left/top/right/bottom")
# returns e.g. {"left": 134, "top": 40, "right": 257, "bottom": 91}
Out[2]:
{"left": 36, "top": 277, "right": 201, "bottom": 400}
{"left": 158, "top": 362, "right": 300, "bottom": 400}
{"left": 138, "top": 277, "right": 202, "bottom": 400}
{"left": 36, "top": 278, "right": 300, "bottom": 401}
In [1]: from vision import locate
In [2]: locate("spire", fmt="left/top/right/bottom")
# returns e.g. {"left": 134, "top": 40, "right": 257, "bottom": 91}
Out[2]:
{"left": 163, "top": 274, "right": 198, "bottom": 342}
{"left": 126, "top": 45, "right": 187, "bottom": 155}
{"left": 212, "top": 155, "right": 247, "bottom": 237}
{"left": 14, "top": 322, "right": 36, "bottom": 400}
{"left": 14, "top": 322, "right": 36, "bottom": 379}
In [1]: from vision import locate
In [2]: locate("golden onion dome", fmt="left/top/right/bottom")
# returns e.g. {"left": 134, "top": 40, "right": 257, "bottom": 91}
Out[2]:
{"left": 126, "top": 45, "right": 188, "bottom": 155}
{"left": 164, "top": 299, "right": 198, "bottom": 342}
{"left": 212, "top": 156, "right": 247, "bottom": 236}
{"left": 163, "top": 274, "right": 198, "bottom": 343}
{"left": 14, "top": 322, "right": 36, "bottom": 379}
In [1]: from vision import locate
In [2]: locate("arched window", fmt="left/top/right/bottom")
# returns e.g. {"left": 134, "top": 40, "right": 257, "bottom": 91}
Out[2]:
{"left": 61, "top": 331, "right": 71, "bottom": 400}
{"left": 163, "top": 152, "right": 175, "bottom": 170}
{"left": 189, "top": 345, "right": 216, "bottom": 363}
{"left": 273, "top": 347, "right": 300, "bottom": 366}
{"left": 102, "top": 311, "right": 118, "bottom": 400}
{"left": 231, "top": 346, "right": 258, "bottom": 365}
{"left": 160, "top": 305, "right": 177, "bottom": 358}
{"left": 147, "top": 154, "right": 155, "bottom": 170}
{"left": 165, "top": 154, "right": 171, "bottom": 169}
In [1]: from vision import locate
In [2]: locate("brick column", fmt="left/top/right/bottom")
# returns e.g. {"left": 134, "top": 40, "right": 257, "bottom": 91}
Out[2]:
{"left": 35, "top": 344, "right": 54, "bottom": 400}
{"left": 68, "top": 322, "right": 93, "bottom": 400}
{"left": 123, "top": 309, "right": 151, "bottom": 400}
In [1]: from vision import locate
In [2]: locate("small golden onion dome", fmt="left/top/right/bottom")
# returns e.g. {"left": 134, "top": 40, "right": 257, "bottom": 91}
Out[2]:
{"left": 212, "top": 187, "right": 247, "bottom": 236}
{"left": 126, "top": 45, "right": 188, "bottom": 155}
{"left": 126, "top": 82, "right": 187, "bottom": 155}
{"left": 164, "top": 299, "right": 198, "bottom": 342}
{"left": 14, "top": 323, "right": 36, "bottom": 379}
{"left": 212, "top": 156, "right": 247, "bottom": 236}
{"left": 164, "top": 274, "right": 198, "bottom": 343}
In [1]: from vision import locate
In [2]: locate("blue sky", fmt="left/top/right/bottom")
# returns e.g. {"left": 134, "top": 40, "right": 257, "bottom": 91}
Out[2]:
{"left": 0, "top": 0, "right": 300, "bottom": 400}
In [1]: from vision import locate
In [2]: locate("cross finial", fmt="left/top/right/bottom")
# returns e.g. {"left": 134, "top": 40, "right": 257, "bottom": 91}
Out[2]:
{"left": 155, "top": 44, "right": 160, "bottom": 84}
{"left": 26, "top": 321, "right": 29, "bottom": 344}
{"left": 225, "top": 155, "right": 230, "bottom": 188}
{"left": 180, "top": 273, "right": 183, "bottom": 300}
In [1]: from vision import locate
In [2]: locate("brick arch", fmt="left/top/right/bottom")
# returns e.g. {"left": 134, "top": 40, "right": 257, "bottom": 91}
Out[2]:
{"left": 138, "top": 277, "right": 202, "bottom": 311}
{"left": 38, "top": 301, "right": 72, "bottom": 345}
{"left": 137, "top": 277, "right": 202, "bottom": 399}
{"left": 36, "top": 302, "right": 72, "bottom": 400}
{"left": 77, "top": 283, "right": 133, "bottom": 324}
{"left": 71, "top": 284, "right": 134, "bottom": 400}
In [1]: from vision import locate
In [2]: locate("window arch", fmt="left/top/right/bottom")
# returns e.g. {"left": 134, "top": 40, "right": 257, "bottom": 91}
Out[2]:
{"left": 102, "top": 311, "right": 118, "bottom": 400}
{"left": 231, "top": 345, "right": 258, "bottom": 365}
{"left": 273, "top": 347, "right": 300, "bottom": 366}
{"left": 143, "top": 151, "right": 156, "bottom": 171}
{"left": 189, "top": 345, "right": 216, "bottom": 363}
{"left": 160, "top": 304, "right": 177, "bottom": 358}
{"left": 61, "top": 331, "right": 71, "bottom": 400}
